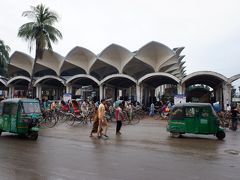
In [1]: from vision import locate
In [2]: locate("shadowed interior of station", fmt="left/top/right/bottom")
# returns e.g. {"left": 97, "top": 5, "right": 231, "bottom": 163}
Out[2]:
{"left": 90, "top": 61, "right": 119, "bottom": 80}
{"left": 186, "top": 87, "right": 212, "bottom": 102}
{"left": 122, "top": 57, "right": 155, "bottom": 80}
{"left": 104, "top": 77, "right": 135, "bottom": 88}
{"left": 36, "top": 78, "right": 65, "bottom": 100}
{"left": 69, "top": 77, "right": 99, "bottom": 88}
{"left": 9, "top": 79, "right": 29, "bottom": 89}
{"left": 184, "top": 74, "right": 225, "bottom": 103}
{"left": 34, "top": 69, "right": 56, "bottom": 77}
{"left": 8, "top": 65, "right": 30, "bottom": 77}
{"left": 141, "top": 75, "right": 178, "bottom": 88}
{"left": 0, "top": 82, "right": 7, "bottom": 90}
{"left": 60, "top": 66, "right": 86, "bottom": 76}
{"left": 184, "top": 74, "right": 224, "bottom": 88}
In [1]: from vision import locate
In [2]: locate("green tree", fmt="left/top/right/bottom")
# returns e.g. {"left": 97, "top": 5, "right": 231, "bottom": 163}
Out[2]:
{"left": 18, "top": 4, "right": 62, "bottom": 97}
{"left": 0, "top": 40, "right": 11, "bottom": 76}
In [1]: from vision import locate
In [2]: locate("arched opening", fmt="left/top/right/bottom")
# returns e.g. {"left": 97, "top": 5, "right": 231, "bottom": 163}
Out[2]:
{"left": 67, "top": 77, "right": 99, "bottom": 101}
{"left": 8, "top": 77, "right": 30, "bottom": 98}
{"left": 139, "top": 73, "right": 180, "bottom": 106}
{"left": 231, "top": 77, "right": 240, "bottom": 107}
{"left": 101, "top": 75, "right": 137, "bottom": 101}
{"left": 0, "top": 78, "right": 7, "bottom": 99}
{"left": 35, "top": 77, "right": 65, "bottom": 100}
{"left": 182, "top": 72, "right": 228, "bottom": 109}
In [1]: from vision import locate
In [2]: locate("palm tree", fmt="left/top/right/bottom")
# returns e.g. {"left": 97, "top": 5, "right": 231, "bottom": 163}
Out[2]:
{"left": 0, "top": 40, "right": 11, "bottom": 76}
{"left": 18, "top": 4, "right": 62, "bottom": 97}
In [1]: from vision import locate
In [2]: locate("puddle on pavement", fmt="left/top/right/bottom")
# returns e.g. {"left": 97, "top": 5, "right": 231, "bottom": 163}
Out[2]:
{"left": 224, "top": 149, "right": 240, "bottom": 155}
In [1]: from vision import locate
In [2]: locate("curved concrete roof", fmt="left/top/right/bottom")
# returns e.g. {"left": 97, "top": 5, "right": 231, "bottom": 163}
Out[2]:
{"left": 98, "top": 44, "right": 134, "bottom": 73}
{"left": 229, "top": 74, "right": 240, "bottom": 83}
{"left": 34, "top": 75, "right": 65, "bottom": 86}
{"left": 9, "top": 51, "right": 34, "bottom": 76}
{"left": 135, "top": 41, "right": 176, "bottom": 72}
{"left": 138, "top": 72, "right": 180, "bottom": 85}
{"left": 100, "top": 74, "right": 137, "bottom": 85}
{"left": 173, "top": 47, "right": 185, "bottom": 56}
{"left": 63, "top": 46, "right": 97, "bottom": 74}
{"left": 7, "top": 42, "right": 239, "bottom": 89}
{"left": 89, "top": 59, "right": 119, "bottom": 80}
{"left": 182, "top": 71, "right": 228, "bottom": 84}
{"left": 0, "top": 78, "right": 7, "bottom": 87}
{"left": 182, "top": 71, "right": 228, "bottom": 88}
{"left": 122, "top": 57, "right": 155, "bottom": 80}
{"left": 35, "top": 50, "right": 64, "bottom": 76}
{"left": 66, "top": 74, "right": 100, "bottom": 85}
{"left": 7, "top": 76, "right": 31, "bottom": 86}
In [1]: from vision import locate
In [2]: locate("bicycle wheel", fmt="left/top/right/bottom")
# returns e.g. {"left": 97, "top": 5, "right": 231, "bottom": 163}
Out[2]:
{"left": 122, "top": 111, "right": 130, "bottom": 125}
{"left": 65, "top": 113, "right": 75, "bottom": 126}
{"left": 44, "top": 115, "right": 57, "bottom": 128}
{"left": 131, "top": 113, "right": 140, "bottom": 125}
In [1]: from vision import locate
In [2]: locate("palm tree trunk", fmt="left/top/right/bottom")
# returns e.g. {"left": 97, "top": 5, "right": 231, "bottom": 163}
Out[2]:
{"left": 27, "top": 57, "right": 37, "bottom": 98}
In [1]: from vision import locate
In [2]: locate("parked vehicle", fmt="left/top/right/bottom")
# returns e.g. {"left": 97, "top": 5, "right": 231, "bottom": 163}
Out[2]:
{"left": 0, "top": 98, "right": 42, "bottom": 140}
{"left": 167, "top": 103, "right": 225, "bottom": 140}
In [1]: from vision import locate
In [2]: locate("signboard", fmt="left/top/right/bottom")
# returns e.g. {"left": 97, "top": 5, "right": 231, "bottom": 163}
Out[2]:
{"left": 63, "top": 93, "right": 72, "bottom": 102}
{"left": 232, "top": 97, "right": 240, "bottom": 102}
{"left": 174, "top": 94, "right": 186, "bottom": 104}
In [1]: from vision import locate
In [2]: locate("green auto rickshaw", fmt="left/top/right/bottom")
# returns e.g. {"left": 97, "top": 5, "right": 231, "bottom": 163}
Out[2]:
{"left": 0, "top": 98, "right": 42, "bottom": 140}
{"left": 167, "top": 103, "right": 225, "bottom": 140}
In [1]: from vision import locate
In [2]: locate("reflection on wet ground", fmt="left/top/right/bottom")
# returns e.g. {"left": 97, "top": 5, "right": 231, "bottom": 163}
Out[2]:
{"left": 0, "top": 118, "right": 240, "bottom": 180}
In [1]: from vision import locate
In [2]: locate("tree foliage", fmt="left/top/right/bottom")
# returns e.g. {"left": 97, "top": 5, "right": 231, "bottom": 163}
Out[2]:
{"left": 0, "top": 40, "right": 10, "bottom": 76}
{"left": 18, "top": 3, "right": 62, "bottom": 60}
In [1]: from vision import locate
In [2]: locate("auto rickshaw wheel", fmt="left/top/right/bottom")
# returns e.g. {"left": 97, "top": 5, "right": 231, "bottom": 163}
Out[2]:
{"left": 216, "top": 131, "right": 225, "bottom": 140}
{"left": 0, "top": 130, "right": 2, "bottom": 136}
{"left": 28, "top": 132, "right": 38, "bottom": 140}
{"left": 171, "top": 132, "right": 181, "bottom": 138}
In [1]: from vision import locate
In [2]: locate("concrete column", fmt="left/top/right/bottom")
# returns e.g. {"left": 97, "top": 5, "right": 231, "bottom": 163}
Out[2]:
{"left": 129, "top": 87, "right": 132, "bottom": 98}
{"left": 66, "top": 85, "right": 72, "bottom": 94}
{"left": 103, "top": 86, "right": 106, "bottom": 99}
{"left": 8, "top": 86, "right": 14, "bottom": 98}
{"left": 181, "top": 83, "right": 186, "bottom": 95}
{"left": 140, "top": 84, "right": 144, "bottom": 104}
{"left": 136, "top": 84, "right": 141, "bottom": 103}
{"left": 36, "top": 85, "right": 42, "bottom": 100}
{"left": 145, "top": 87, "right": 149, "bottom": 105}
{"left": 222, "top": 82, "right": 232, "bottom": 110}
{"left": 99, "top": 85, "right": 103, "bottom": 101}
{"left": 177, "top": 84, "right": 183, "bottom": 94}
{"left": 150, "top": 88, "right": 155, "bottom": 97}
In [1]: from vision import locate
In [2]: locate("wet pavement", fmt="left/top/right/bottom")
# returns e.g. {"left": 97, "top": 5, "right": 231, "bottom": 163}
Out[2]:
{"left": 0, "top": 118, "right": 240, "bottom": 180}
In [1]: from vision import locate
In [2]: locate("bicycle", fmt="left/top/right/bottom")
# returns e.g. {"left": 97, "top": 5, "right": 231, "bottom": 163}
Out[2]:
{"left": 122, "top": 110, "right": 140, "bottom": 125}
{"left": 39, "top": 109, "right": 58, "bottom": 128}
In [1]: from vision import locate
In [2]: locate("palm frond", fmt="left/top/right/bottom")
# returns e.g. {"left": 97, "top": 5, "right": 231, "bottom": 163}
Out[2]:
{"left": 18, "top": 3, "right": 62, "bottom": 60}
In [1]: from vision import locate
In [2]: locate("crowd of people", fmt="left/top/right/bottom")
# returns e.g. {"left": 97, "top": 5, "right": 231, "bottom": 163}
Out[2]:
{"left": 38, "top": 98, "right": 139, "bottom": 139}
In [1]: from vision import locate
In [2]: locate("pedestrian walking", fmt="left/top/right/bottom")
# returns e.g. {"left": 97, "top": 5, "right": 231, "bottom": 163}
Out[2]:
{"left": 97, "top": 99, "right": 109, "bottom": 139}
{"left": 231, "top": 106, "right": 239, "bottom": 131}
{"left": 149, "top": 102, "right": 155, "bottom": 117}
{"left": 89, "top": 106, "right": 102, "bottom": 137}
{"left": 116, "top": 104, "right": 124, "bottom": 135}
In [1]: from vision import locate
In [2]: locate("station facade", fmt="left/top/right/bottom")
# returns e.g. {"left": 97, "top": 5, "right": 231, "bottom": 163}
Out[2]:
{"left": 0, "top": 41, "right": 239, "bottom": 110}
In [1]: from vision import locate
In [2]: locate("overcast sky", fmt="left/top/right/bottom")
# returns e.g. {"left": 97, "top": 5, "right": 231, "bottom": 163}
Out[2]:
{"left": 1, "top": 0, "right": 240, "bottom": 84}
